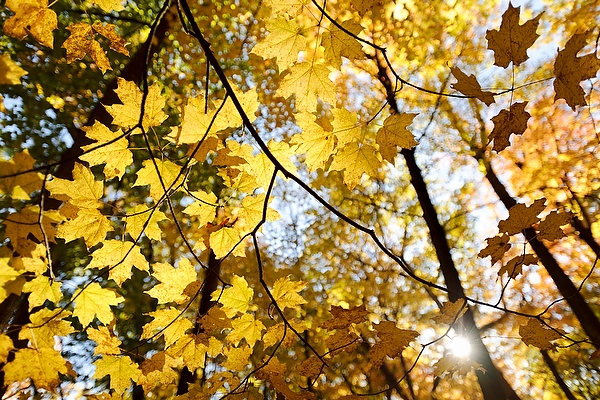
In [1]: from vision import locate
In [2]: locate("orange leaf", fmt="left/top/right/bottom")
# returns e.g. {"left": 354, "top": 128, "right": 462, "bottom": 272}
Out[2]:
{"left": 450, "top": 66, "right": 495, "bottom": 105}
{"left": 498, "top": 198, "right": 546, "bottom": 235}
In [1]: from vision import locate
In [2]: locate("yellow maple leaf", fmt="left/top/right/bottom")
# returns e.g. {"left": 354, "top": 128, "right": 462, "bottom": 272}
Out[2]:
{"left": 73, "top": 282, "right": 124, "bottom": 327}
{"left": 167, "top": 334, "right": 209, "bottom": 370}
{"left": 271, "top": 275, "right": 307, "bottom": 310}
{"left": 141, "top": 307, "right": 193, "bottom": 346}
{"left": 235, "top": 193, "right": 280, "bottom": 234}
{"left": 133, "top": 159, "right": 183, "bottom": 202}
{"left": 376, "top": 112, "right": 418, "bottom": 163}
{"left": 499, "top": 253, "right": 538, "bottom": 277}
{"left": 80, "top": 122, "right": 132, "bottom": 180}
{"left": 221, "top": 344, "right": 252, "bottom": 371}
{"left": 146, "top": 259, "right": 198, "bottom": 304}
{"left": 56, "top": 208, "right": 112, "bottom": 248}
{"left": 322, "top": 20, "right": 365, "bottom": 69}
{"left": 210, "top": 227, "right": 243, "bottom": 259}
{"left": 183, "top": 190, "right": 218, "bottom": 227}
{"left": 212, "top": 274, "right": 253, "bottom": 318}
{"left": 0, "top": 257, "right": 22, "bottom": 304}
{"left": 4, "top": 0, "right": 57, "bottom": 48}
{"left": 264, "top": 0, "right": 309, "bottom": 16}
{"left": 432, "top": 299, "right": 467, "bottom": 324}
{"left": 94, "top": 355, "right": 141, "bottom": 395}
{"left": 0, "top": 150, "right": 43, "bottom": 200}
{"left": 369, "top": 321, "right": 419, "bottom": 368}
{"left": 213, "top": 87, "right": 260, "bottom": 133}
{"left": 478, "top": 234, "right": 511, "bottom": 265}
{"left": 22, "top": 276, "right": 62, "bottom": 310}
{"left": 3, "top": 348, "right": 67, "bottom": 390}
{"left": 321, "top": 305, "right": 369, "bottom": 330}
{"left": 330, "top": 143, "right": 382, "bottom": 189}
{"left": 277, "top": 62, "right": 336, "bottom": 112}
{"left": 46, "top": 163, "right": 103, "bottom": 209}
{"left": 105, "top": 78, "right": 167, "bottom": 130}
{"left": 485, "top": 3, "right": 543, "bottom": 68}
{"left": 92, "top": 0, "right": 125, "bottom": 12}
{"left": 125, "top": 205, "right": 168, "bottom": 241}
{"left": 226, "top": 313, "right": 265, "bottom": 347}
{"left": 168, "top": 96, "right": 217, "bottom": 144}
{"left": 86, "top": 239, "right": 149, "bottom": 284}
{"left": 450, "top": 66, "right": 495, "bottom": 105}
{"left": 251, "top": 16, "right": 306, "bottom": 71}
{"left": 488, "top": 102, "right": 530, "bottom": 152}
{"left": 138, "top": 352, "right": 181, "bottom": 392}
{"left": 199, "top": 307, "right": 233, "bottom": 333}
{"left": 0, "top": 334, "right": 13, "bottom": 364}
{"left": 19, "top": 308, "right": 73, "bottom": 350}
{"left": 88, "top": 326, "right": 122, "bottom": 355}
{"left": 519, "top": 319, "right": 562, "bottom": 350}
{"left": 331, "top": 107, "right": 363, "bottom": 147}
{"left": 0, "top": 54, "right": 27, "bottom": 85}
{"left": 291, "top": 112, "right": 336, "bottom": 172}
{"left": 62, "top": 22, "right": 129, "bottom": 74}
{"left": 498, "top": 198, "right": 546, "bottom": 235}
{"left": 3, "top": 206, "right": 61, "bottom": 255}
{"left": 536, "top": 210, "right": 572, "bottom": 241}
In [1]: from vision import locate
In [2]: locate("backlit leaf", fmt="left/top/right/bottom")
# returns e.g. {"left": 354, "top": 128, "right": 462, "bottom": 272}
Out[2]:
{"left": 73, "top": 282, "right": 124, "bottom": 327}
{"left": 450, "top": 66, "right": 495, "bottom": 105}
{"left": 488, "top": 102, "right": 530, "bottom": 152}
{"left": 498, "top": 198, "right": 546, "bottom": 235}
{"left": 212, "top": 274, "right": 253, "bottom": 318}
{"left": 519, "top": 319, "right": 562, "bottom": 350}
{"left": 4, "top": 0, "right": 57, "bottom": 48}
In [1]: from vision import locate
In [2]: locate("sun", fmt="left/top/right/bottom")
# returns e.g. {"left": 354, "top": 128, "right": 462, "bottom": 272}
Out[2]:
{"left": 450, "top": 336, "right": 472, "bottom": 358}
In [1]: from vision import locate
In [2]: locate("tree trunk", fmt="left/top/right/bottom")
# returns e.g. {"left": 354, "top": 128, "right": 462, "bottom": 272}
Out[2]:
{"left": 540, "top": 350, "right": 577, "bottom": 400}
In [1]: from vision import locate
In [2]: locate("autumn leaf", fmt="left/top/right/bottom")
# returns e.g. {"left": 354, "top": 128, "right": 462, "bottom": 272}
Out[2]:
{"left": 22, "top": 276, "right": 62, "bottom": 310}
{"left": 146, "top": 259, "right": 198, "bottom": 304}
{"left": 271, "top": 275, "right": 307, "bottom": 310}
{"left": 257, "top": 357, "right": 315, "bottom": 400}
{"left": 434, "top": 355, "right": 485, "bottom": 378}
{"left": 4, "top": 0, "right": 57, "bottom": 48}
{"left": 331, "top": 106, "right": 363, "bottom": 147}
{"left": 183, "top": 190, "right": 218, "bottom": 226}
{"left": 450, "top": 66, "right": 495, "bottom": 105}
{"left": 376, "top": 112, "right": 418, "bottom": 163}
{"left": 554, "top": 31, "right": 600, "bottom": 110}
{"left": 251, "top": 16, "right": 306, "bottom": 71}
{"left": 326, "top": 330, "right": 359, "bottom": 357}
{"left": 88, "top": 326, "right": 123, "bottom": 356}
{"left": 94, "top": 355, "right": 141, "bottom": 395}
{"left": 221, "top": 344, "right": 252, "bottom": 371}
{"left": 226, "top": 313, "right": 265, "bottom": 347}
{"left": 519, "top": 319, "right": 562, "bottom": 350}
{"left": 486, "top": 3, "right": 543, "bottom": 68}
{"left": 210, "top": 227, "right": 243, "bottom": 259}
{"left": 73, "top": 282, "right": 124, "bottom": 327}
{"left": 105, "top": 78, "right": 167, "bottom": 129}
{"left": 46, "top": 163, "right": 103, "bottom": 209}
{"left": 235, "top": 193, "right": 280, "bottom": 234}
{"left": 277, "top": 62, "right": 336, "bottom": 112}
{"left": 0, "top": 334, "right": 13, "bottom": 364}
{"left": 321, "top": 305, "right": 370, "bottom": 330}
{"left": 330, "top": 143, "right": 382, "bottom": 189}
{"left": 133, "top": 159, "right": 183, "bottom": 202}
{"left": 62, "top": 22, "right": 129, "bottom": 73}
{"left": 536, "top": 210, "right": 572, "bottom": 241}
{"left": 498, "top": 198, "right": 546, "bottom": 235}
{"left": 499, "top": 254, "right": 538, "bottom": 277}
{"left": 80, "top": 122, "right": 133, "bottom": 180}
{"left": 141, "top": 307, "right": 193, "bottom": 346}
{"left": 488, "top": 102, "right": 530, "bottom": 152}
{"left": 212, "top": 275, "right": 253, "bottom": 318}
{"left": 167, "top": 334, "right": 209, "bottom": 371}
{"left": 92, "top": 0, "right": 125, "bottom": 13}
{"left": 19, "top": 308, "right": 73, "bottom": 350}
{"left": 168, "top": 96, "right": 218, "bottom": 144}
{"left": 291, "top": 112, "right": 336, "bottom": 171}
{"left": 86, "top": 239, "right": 149, "bottom": 284}
{"left": 368, "top": 321, "right": 419, "bottom": 368}
{"left": 124, "top": 205, "right": 168, "bottom": 241}
{"left": 138, "top": 352, "right": 181, "bottom": 392}
{"left": 0, "top": 54, "right": 27, "bottom": 85}
{"left": 264, "top": 0, "right": 309, "bottom": 16}
{"left": 432, "top": 299, "right": 467, "bottom": 324}
{"left": 3, "top": 348, "right": 67, "bottom": 390}
{"left": 322, "top": 20, "right": 365, "bottom": 69}
{"left": 0, "top": 150, "right": 43, "bottom": 200}
{"left": 199, "top": 307, "right": 233, "bottom": 333}
{"left": 478, "top": 234, "right": 511, "bottom": 265}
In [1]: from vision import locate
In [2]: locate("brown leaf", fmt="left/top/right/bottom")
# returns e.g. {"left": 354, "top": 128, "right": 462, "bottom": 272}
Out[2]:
{"left": 499, "top": 254, "right": 538, "bottom": 278}
{"left": 450, "top": 67, "right": 495, "bottom": 105}
{"left": 519, "top": 319, "right": 562, "bottom": 350}
{"left": 320, "top": 305, "right": 369, "bottom": 330}
{"left": 488, "top": 102, "right": 530, "bottom": 152}
{"left": 498, "top": 198, "right": 546, "bottom": 235}
{"left": 554, "top": 31, "right": 600, "bottom": 110}
{"left": 478, "top": 235, "right": 511, "bottom": 264}
{"left": 536, "top": 210, "right": 573, "bottom": 242}
{"left": 486, "top": 3, "right": 543, "bottom": 68}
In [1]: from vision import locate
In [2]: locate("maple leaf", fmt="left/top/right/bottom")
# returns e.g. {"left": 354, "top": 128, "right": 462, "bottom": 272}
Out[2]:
{"left": 92, "top": 0, "right": 125, "bottom": 12}
{"left": 80, "top": 122, "right": 133, "bottom": 180}
{"left": 226, "top": 313, "right": 266, "bottom": 347}
{"left": 264, "top": 0, "right": 310, "bottom": 16}
{"left": 183, "top": 190, "right": 218, "bottom": 227}
{"left": 221, "top": 344, "right": 252, "bottom": 371}
{"left": 125, "top": 205, "right": 168, "bottom": 241}
{"left": 498, "top": 198, "right": 546, "bottom": 235}
{"left": 432, "top": 299, "right": 467, "bottom": 324}
{"left": 141, "top": 307, "right": 193, "bottom": 346}
{"left": 271, "top": 275, "right": 307, "bottom": 310}
{"left": 209, "top": 227, "right": 243, "bottom": 259}
{"left": 277, "top": 62, "right": 336, "bottom": 112}
{"left": 199, "top": 307, "right": 233, "bottom": 333}
{"left": 258, "top": 357, "right": 316, "bottom": 400}
{"left": 167, "top": 334, "right": 209, "bottom": 371}
{"left": 86, "top": 239, "right": 149, "bottom": 285}
{"left": 330, "top": 143, "right": 382, "bottom": 189}
{"left": 212, "top": 274, "right": 253, "bottom": 318}
{"left": 0, "top": 54, "right": 27, "bottom": 85}
{"left": 22, "top": 276, "right": 62, "bottom": 310}
{"left": 499, "top": 253, "right": 538, "bottom": 278}
{"left": 88, "top": 326, "right": 122, "bottom": 355}
{"left": 0, "top": 334, "right": 13, "bottom": 364}
{"left": 46, "top": 163, "right": 103, "bottom": 209}
{"left": 251, "top": 16, "right": 306, "bottom": 71}
{"left": 138, "top": 352, "right": 181, "bottom": 392}
{"left": 168, "top": 96, "right": 218, "bottom": 144}
{"left": 3, "top": 348, "right": 67, "bottom": 390}
{"left": 478, "top": 234, "right": 511, "bottom": 265}
{"left": 56, "top": 208, "right": 112, "bottom": 248}
{"left": 554, "top": 31, "right": 600, "bottom": 110}
{"left": 133, "top": 159, "right": 183, "bottom": 202}
{"left": 519, "top": 319, "right": 562, "bottom": 350}
{"left": 326, "top": 330, "right": 359, "bottom": 357}
{"left": 73, "top": 282, "right": 124, "bottom": 327}
{"left": 331, "top": 107, "right": 363, "bottom": 147}
{"left": 434, "top": 355, "right": 485, "bottom": 378}
{"left": 4, "top": 0, "right": 57, "bottom": 48}
{"left": 376, "top": 112, "right": 418, "bottom": 163}
{"left": 488, "top": 102, "right": 530, "bottom": 152}
{"left": 19, "top": 308, "right": 74, "bottom": 349}
{"left": 146, "top": 259, "right": 198, "bottom": 304}
{"left": 0, "top": 150, "right": 43, "bottom": 200}
{"left": 3, "top": 206, "right": 60, "bottom": 255}
{"left": 291, "top": 112, "right": 336, "bottom": 171}
{"left": 322, "top": 20, "right": 365, "bottom": 69}
{"left": 235, "top": 193, "right": 281, "bottom": 234}
{"left": 62, "top": 22, "right": 129, "bottom": 73}
{"left": 94, "top": 355, "right": 141, "bottom": 395}
{"left": 321, "top": 305, "right": 369, "bottom": 330}
{"left": 368, "top": 321, "right": 419, "bottom": 368}
{"left": 536, "top": 210, "right": 573, "bottom": 241}
{"left": 298, "top": 355, "right": 323, "bottom": 379}
{"left": 450, "top": 66, "right": 495, "bottom": 105}
{"left": 105, "top": 78, "right": 167, "bottom": 129}
{"left": 486, "top": 3, "right": 543, "bottom": 68}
